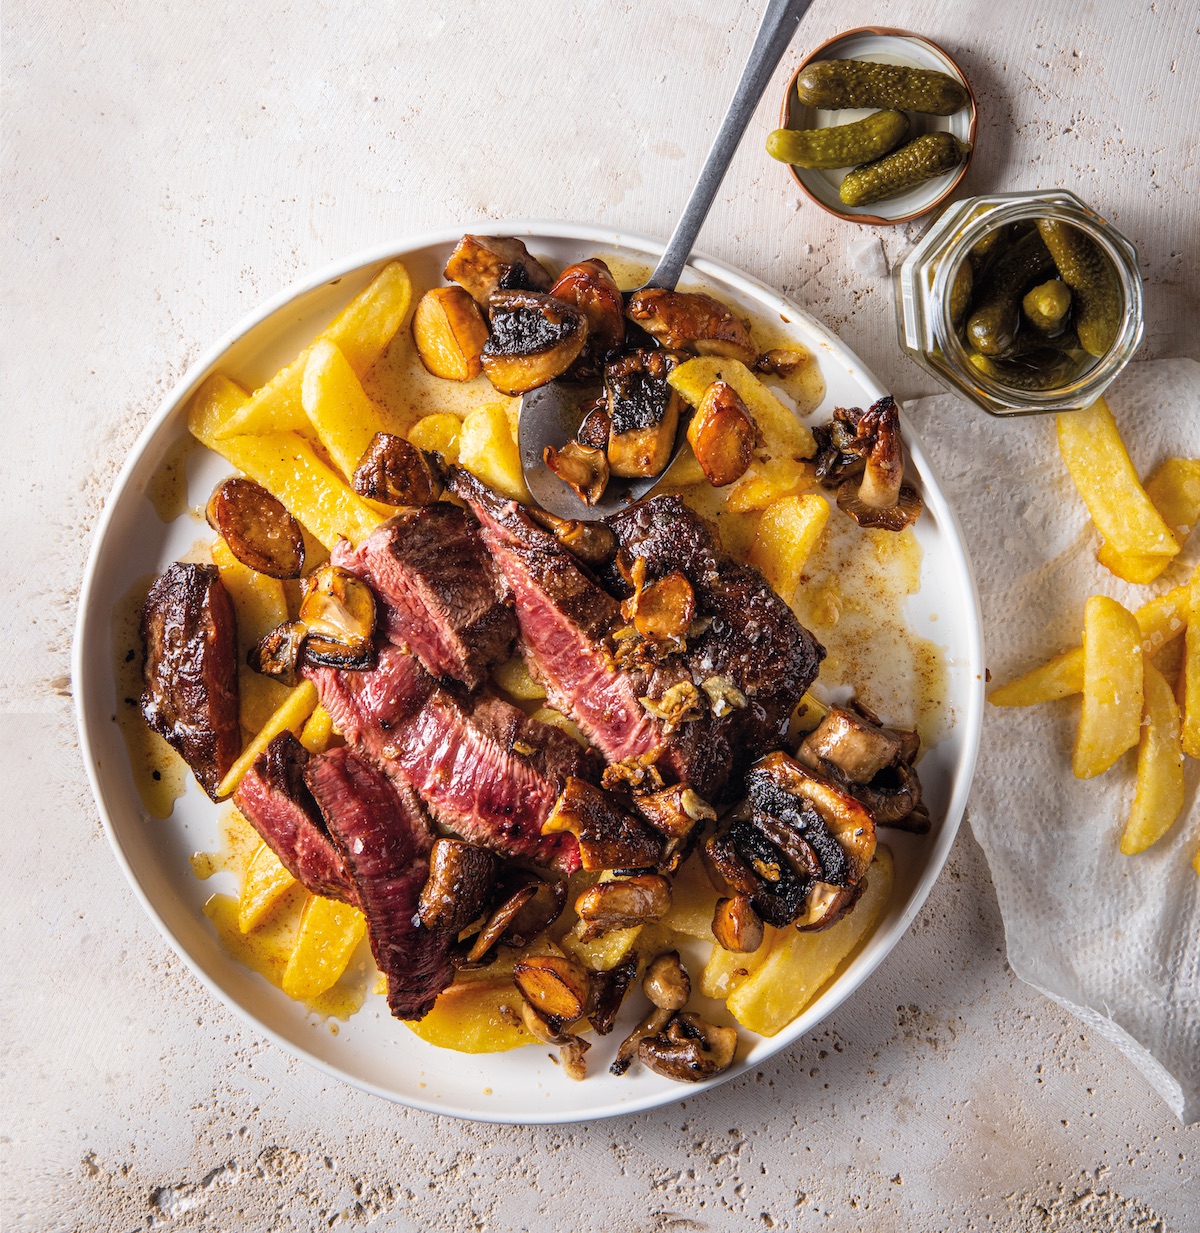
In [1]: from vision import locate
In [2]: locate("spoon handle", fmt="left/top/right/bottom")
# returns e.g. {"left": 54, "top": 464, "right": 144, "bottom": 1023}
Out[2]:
{"left": 646, "top": 0, "right": 813, "bottom": 292}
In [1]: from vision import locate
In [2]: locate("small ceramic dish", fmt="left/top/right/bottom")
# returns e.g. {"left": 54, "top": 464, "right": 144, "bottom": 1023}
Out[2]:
{"left": 778, "top": 27, "right": 977, "bottom": 226}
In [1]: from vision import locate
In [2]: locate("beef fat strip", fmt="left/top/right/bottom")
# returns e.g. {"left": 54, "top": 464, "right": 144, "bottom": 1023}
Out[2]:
{"left": 233, "top": 732, "right": 358, "bottom": 904}
{"left": 306, "top": 745, "right": 452, "bottom": 1020}
{"left": 140, "top": 562, "right": 241, "bottom": 799}
{"left": 306, "top": 644, "right": 590, "bottom": 873}
{"left": 332, "top": 505, "right": 516, "bottom": 689}
{"left": 604, "top": 495, "right": 824, "bottom": 770}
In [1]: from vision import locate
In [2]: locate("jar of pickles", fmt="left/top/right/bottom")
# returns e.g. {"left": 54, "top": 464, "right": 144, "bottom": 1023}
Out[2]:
{"left": 893, "top": 189, "right": 1143, "bottom": 416}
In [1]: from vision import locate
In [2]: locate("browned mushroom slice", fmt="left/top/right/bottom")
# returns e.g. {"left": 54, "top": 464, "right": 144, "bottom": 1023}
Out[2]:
{"left": 622, "top": 570, "right": 696, "bottom": 643}
{"left": 754, "top": 348, "right": 809, "bottom": 378}
{"left": 351, "top": 432, "right": 445, "bottom": 507}
{"left": 575, "top": 399, "right": 612, "bottom": 450}
{"left": 794, "top": 879, "right": 864, "bottom": 932}
{"left": 444, "top": 234, "right": 553, "bottom": 306}
{"left": 417, "top": 838, "right": 498, "bottom": 935}
{"left": 851, "top": 760, "right": 923, "bottom": 826}
{"left": 512, "top": 954, "right": 590, "bottom": 1024}
{"left": 548, "top": 258, "right": 626, "bottom": 377}
{"left": 206, "top": 477, "right": 305, "bottom": 580}
{"left": 298, "top": 565, "right": 377, "bottom": 670}
{"left": 588, "top": 957, "right": 638, "bottom": 1036}
{"left": 633, "top": 784, "right": 716, "bottom": 841}
{"left": 464, "top": 881, "right": 538, "bottom": 963}
{"left": 543, "top": 440, "right": 610, "bottom": 506}
{"left": 746, "top": 751, "right": 876, "bottom": 888}
{"left": 798, "top": 706, "right": 903, "bottom": 784}
{"left": 687, "top": 381, "right": 757, "bottom": 487}
{"left": 574, "top": 873, "right": 672, "bottom": 941}
{"left": 481, "top": 290, "right": 588, "bottom": 395}
{"left": 705, "top": 822, "right": 810, "bottom": 928}
{"left": 611, "top": 951, "right": 690, "bottom": 1076}
{"left": 527, "top": 506, "right": 618, "bottom": 568}
{"left": 604, "top": 349, "right": 683, "bottom": 478}
{"left": 543, "top": 777, "right": 663, "bottom": 872}
{"left": 249, "top": 620, "right": 308, "bottom": 685}
{"left": 501, "top": 876, "right": 568, "bottom": 947}
{"left": 626, "top": 288, "right": 756, "bottom": 364}
{"left": 637, "top": 1012, "right": 738, "bottom": 1083}
{"left": 712, "top": 894, "right": 765, "bottom": 953}
{"left": 812, "top": 415, "right": 867, "bottom": 489}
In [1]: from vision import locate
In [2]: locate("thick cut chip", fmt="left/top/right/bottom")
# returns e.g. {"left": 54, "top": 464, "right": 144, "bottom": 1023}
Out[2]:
{"left": 1120, "top": 662, "right": 1185, "bottom": 855}
{"left": 457, "top": 401, "right": 531, "bottom": 501}
{"left": 725, "top": 846, "right": 893, "bottom": 1036}
{"left": 215, "top": 262, "right": 413, "bottom": 439}
{"left": 748, "top": 493, "right": 830, "bottom": 598}
{"left": 491, "top": 657, "right": 547, "bottom": 702}
{"left": 725, "top": 457, "right": 815, "bottom": 514}
{"left": 301, "top": 339, "right": 389, "bottom": 481}
{"left": 668, "top": 356, "right": 817, "bottom": 461}
{"left": 1183, "top": 571, "right": 1199, "bottom": 759}
{"left": 1057, "top": 399, "right": 1179, "bottom": 560}
{"left": 991, "top": 579, "right": 1193, "bottom": 707}
{"left": 282, "top": 895, "right": 367, "bottom": 1000}
{"left": 659, "top": 854, "right": 719, "bottom": 942}
{"left": 299, "top": 704, "right": 335, "bottom": 755}
{"left": 990, "top": 647, "right": 1085, "bottom": 707}
{"left": 701, "top": 929, "right": 775, "bottom": 1000}
{"left": 193, "top": 424, "right": 382, "bottom": 550}
{"left": 407, "top": 412, "right": 463, "bottom": 464}
{"left": 211, "top": 536, "right": 290, "bottom": 733}
{"left": 1145, "top": 457, "right": 1200, "bottom": 537}
{"left": 215, "top": 680, "right": 319, "bottom": 799}
{"left": 238, "top": 842, "right": 298, "bottom": 933}
{"left": 560, "top": 921, "right": 642, "bottom": 972}
{"left": 1073, "top": 596, "right": 1143, "bottom": 779}
{"left": 404, "top": 979, "right": 534, "bottom": 1052}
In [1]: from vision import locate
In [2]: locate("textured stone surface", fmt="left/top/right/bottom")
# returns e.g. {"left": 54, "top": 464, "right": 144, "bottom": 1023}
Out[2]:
{"left": 3, "top": 0, "right": 1198, "bottom": 1229}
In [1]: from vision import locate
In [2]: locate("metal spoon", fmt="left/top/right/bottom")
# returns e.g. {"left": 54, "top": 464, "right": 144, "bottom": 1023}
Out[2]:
{"left": 519, "top": 0, "right": 814, "bottom": 520}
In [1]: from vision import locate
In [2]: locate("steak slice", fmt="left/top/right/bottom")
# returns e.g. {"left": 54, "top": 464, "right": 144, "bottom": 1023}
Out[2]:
{"left": 449, "top": 470, "right": 668, "bottom": 765}
{"left": 306, "top": 745, "right": 452, "bottom": 1020}
{"left": 604, "top": 495, "right": 824, "bottom": 767}
{"left": 332, "top": 505, "right": 517, "bottom": 688}
{"left": 233, "top": 732, "right": 357, "bottom": 904}
{"left": 140, "top": 562, "right": 241, "bottom": 799}
{"left": 306, "top": 644, "right": 590, "bottom": 873}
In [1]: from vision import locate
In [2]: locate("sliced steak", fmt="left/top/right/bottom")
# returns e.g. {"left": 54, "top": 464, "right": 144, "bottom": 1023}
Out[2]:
{"left": 233, "top": 732, "right": 357, "bottom": 904}
{"left": 140, "top": 562, "right": 241, "bottom": 799}
{"left": 449, "top": 468, "right": 670, "bottom": 771}
{"left": 332, "top": 505, "right": 516, "bottom": 688}
{"left": 604, "top": 495, "right": 824, "bottom": 765}
{"left": 306, "top": 644, "right": 590, "bottom": 873}
{"left": 306, "top": 745, "right": 452, "bottom": 1020}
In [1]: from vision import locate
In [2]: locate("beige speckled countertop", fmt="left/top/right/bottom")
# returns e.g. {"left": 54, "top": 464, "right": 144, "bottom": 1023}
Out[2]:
{"left": 4, "top": 1, "right": 1198, "bottom": 1229}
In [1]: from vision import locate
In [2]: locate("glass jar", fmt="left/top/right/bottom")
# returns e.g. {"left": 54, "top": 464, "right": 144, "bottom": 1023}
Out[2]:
{"left": 893, "top": 189, "right": 1143, "bottom": 416}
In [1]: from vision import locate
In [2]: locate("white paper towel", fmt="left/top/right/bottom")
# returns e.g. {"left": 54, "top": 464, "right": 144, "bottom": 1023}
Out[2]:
{"left": 905, "top": 358, "right": 1200, "bottom": 1123}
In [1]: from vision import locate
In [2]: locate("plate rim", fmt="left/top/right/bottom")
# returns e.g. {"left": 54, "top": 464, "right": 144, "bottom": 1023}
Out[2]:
{"left": 73, "top": 220, "right": 984, "bottom": 1123}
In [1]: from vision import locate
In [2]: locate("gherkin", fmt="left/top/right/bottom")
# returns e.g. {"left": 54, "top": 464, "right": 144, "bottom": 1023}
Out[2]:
{"left": 766, "top": 110, "right": 909, "bottom": 170}
{"left": 838, "top": 133, "right": 970, "bottom": 208}
{"left": 797, "top": 59, "right": 969, "bottom": 115}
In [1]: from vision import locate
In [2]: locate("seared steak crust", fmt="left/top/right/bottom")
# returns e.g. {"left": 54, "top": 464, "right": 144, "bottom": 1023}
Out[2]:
{"left": 306, "top": 746, "right": 452, "bottom": 1020}
{"left": 233, "top": 733, "right": 357, "bottom": 904}
{"left": 332, "top": 505, "right": 516, "bottom": 688}
{"left": 140, "top": 562, "right": 241, "bottom": 799}
{"left": 306, "top": 644, "right": 590, "bottom": 872}
{"left": 604, "top": 495, "right": 824, "bottom": 770}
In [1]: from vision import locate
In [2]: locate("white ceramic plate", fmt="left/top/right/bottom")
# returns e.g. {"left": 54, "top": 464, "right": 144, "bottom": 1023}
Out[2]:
{"left": 74, "top": 223, "right": 984, "bottom": 1123}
